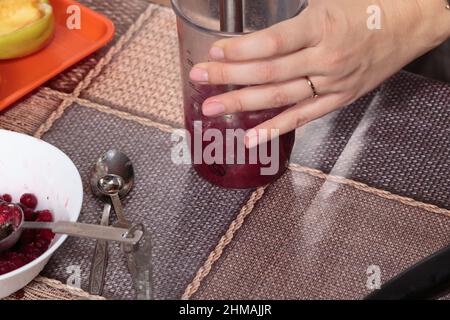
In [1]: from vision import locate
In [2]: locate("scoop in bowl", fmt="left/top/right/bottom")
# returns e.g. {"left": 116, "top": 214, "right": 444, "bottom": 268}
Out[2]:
{"left": 0, "top": 200, "right": 143, "bottom": 253}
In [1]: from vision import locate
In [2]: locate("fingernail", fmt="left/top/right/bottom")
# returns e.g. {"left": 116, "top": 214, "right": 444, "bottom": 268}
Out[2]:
{"left": 190, "top": 67, "right": 209, "bottom": 82}
{"left": 209, "top": 46, "right": 225, "bottom": 60}
{"left": 203, "top": 102, "right": 225, "bottom": 116}
{"left": 245, "top": 131, "right": 259, "bottom": 149}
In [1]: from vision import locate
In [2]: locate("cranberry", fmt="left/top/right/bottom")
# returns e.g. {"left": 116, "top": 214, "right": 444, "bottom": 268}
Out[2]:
{"left": 36, "top": 229, "right": 54, "bottom": 242}
{"left": 0, "top": 203, "right": 21, "bottom": 228}
{"left": 0, "top": 261, "right": 14, "bottom": 276}
{"left": 36, "top": 210, "right": 53, "bottom": 222}
{"left": 20, "top": 230, "right": 36, "bottom": 245}
{"left": 20, "top": 244, "right": 42, "bottom": 259}
{"left": 11, "top": 206, "right": 22, "bottom": 226}
{"left": 0, "top": 193, "right": 56, "bottom": 276}
{"left": 2, "top": 194, "right": 12, "bottom": 203}
{"left": 20, "top": 194, "right": 38, "bottom": 209}
{"left": 23, "top": 208, "right": 37, "bottom": 222}
{"left": 0, "top": 204, "right": 10, "bottom": 219}
{"left": 2, "top": 251, "right": 16, "bottom": 260}
{"left": 10, "top": 254, "right": 27, "bottom": 269}
{"left": 0, "top": 211, "right": 8, "bottom": 226}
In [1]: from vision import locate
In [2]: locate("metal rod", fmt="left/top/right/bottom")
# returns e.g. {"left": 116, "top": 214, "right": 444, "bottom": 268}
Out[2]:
{"left": 219, "top": 0, "right": 244, "bottom": 33}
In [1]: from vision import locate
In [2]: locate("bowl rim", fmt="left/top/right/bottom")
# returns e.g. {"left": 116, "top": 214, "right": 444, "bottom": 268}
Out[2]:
{"left": 0, "top": 129, "right": 83, "bottom": 282}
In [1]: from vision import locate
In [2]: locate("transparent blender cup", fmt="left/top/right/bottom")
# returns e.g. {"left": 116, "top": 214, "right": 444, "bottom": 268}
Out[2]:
{"left": 172, "top": 0, "right": 307, "bottom": 189}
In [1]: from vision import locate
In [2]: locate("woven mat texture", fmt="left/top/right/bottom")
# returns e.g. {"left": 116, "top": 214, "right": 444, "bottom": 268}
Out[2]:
{"left": 194, "top": 170, "right": 450, "bottom": 300}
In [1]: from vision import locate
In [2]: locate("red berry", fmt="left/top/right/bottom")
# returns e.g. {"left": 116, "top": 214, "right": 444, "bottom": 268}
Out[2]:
{"left": 36, "top": 229, "right": 55, "bottom": 242}
{"left": 0, "top": 211, "right": 8, "bottom": 226}
{"left": 2, "top": 194, "right": 12, "bottom": 203}
{"left": 2, "top": 251, "right": 16, "bottom": 260}
{"left": 0, "top": 203, "right": 21, "bottom": 228}
{"left": 1, "top": 192, "right": 57, "bottom": 276}
{"left": 0, "top": 203, "right": 10, "bottom": 217}
{"left": 23, "top": 208, "right": 37, "bottom": 221}
{"left": 20, "top": 230, "right": 36, "bottom": 244}
{"left": 11, "top": 206, "right": 22, "bottom": 226}
{"left": 36, "top": 210, "right": 53, "bottom": 222}
{"left": 21, "top": 244, "right": 42, "bottom": 259}
{"left": 20, "top": 194, "right": 38, "bottom": 210}
{"left": 10, "top": 254, "right": 27, "bottom": 269}
{"left": 0, "top": 261, "right": 14, "bottom": 275}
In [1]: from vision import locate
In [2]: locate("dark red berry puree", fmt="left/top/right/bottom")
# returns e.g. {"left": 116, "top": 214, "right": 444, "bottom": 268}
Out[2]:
{"left": 184, "top": 85, "right": 295, "bottom": 189}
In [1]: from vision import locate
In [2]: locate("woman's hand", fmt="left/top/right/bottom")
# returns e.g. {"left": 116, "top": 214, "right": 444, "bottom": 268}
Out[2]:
{"left": 189, "top": 0, "right": 450, "bottom": 148}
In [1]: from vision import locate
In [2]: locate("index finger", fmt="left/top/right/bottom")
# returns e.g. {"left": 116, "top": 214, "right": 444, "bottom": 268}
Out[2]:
{"left": 210, "top": 9, "right": 320, "bottom": 62}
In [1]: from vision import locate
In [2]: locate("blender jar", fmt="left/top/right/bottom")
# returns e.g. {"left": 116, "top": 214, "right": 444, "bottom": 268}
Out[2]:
{"left": 172, "top": 0, "right": 307, "bottom": 189}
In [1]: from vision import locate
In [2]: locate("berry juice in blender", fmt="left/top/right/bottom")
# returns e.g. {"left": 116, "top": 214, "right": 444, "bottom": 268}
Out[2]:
{"left": 172, "top": 0, "right": 306, "bottom": 189}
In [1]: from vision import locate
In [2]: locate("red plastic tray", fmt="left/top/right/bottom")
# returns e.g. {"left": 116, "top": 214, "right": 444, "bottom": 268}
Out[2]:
{"left": 0, "top": 0, "right": 115, "bottom": 111}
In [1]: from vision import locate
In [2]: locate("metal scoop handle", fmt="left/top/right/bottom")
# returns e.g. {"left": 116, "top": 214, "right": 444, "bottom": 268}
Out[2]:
{"left": 23, "top": 221, "right": 143, "bottom": 245}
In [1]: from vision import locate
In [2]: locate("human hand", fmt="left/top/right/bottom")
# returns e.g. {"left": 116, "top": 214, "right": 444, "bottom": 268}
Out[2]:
{"left": 190, "top": 0, "right": 450, "bottom": 148}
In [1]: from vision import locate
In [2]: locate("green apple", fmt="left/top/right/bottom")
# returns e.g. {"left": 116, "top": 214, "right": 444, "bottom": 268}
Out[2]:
{"left": 0, "top": 0, "right": 55, "bottom": 60}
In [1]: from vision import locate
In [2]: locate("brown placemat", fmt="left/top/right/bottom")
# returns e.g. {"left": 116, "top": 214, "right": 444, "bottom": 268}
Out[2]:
{"left": 0, "top": 88, "right": 63, "bottom": 135}
{"left": 191, "top": 168, "right": 450, "bottom": 300}
{"left": 4, "top": 277, "right": 105, "bottom": 301}
{"left": 81, "top": 7, "right": 184, "bottom": 126}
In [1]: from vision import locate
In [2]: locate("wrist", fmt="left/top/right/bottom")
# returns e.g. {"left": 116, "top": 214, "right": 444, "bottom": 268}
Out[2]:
{"left": 416, "top": 0, "right": 450, "bottom": 45}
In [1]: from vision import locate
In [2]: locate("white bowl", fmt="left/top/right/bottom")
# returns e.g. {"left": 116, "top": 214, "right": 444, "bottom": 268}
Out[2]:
{"left": 0, "top": 129, "right": 83, "bottom": 298}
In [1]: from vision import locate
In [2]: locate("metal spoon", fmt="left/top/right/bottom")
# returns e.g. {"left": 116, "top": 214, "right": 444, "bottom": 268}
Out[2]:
{"left": 95, "top": 156, "right": 153, "bottom": 300}
{"left": 89, "top": 150, "right": 134, "bottom": 295}
{"left": 91, "top": 150, "right": 134, "bottom": 226}
{"left": 98, "top": 174, "right": 132, "bottom": 228}
{"left": 0, "top": 202, "right": 142, "bottom": 253}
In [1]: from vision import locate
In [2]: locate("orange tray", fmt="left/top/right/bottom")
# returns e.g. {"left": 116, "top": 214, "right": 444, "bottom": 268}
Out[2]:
{"left": 0, "top": 0, "right": 115, "bottom": 111}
